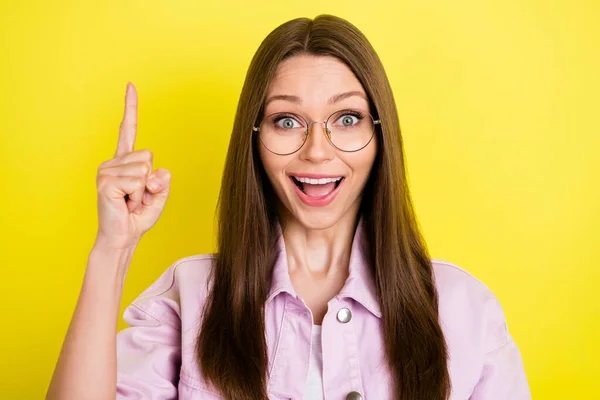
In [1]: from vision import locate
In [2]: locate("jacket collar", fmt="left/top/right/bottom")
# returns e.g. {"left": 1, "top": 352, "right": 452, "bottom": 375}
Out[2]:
{"left": 266, "top": 219, "right": 382, "bottom": 318}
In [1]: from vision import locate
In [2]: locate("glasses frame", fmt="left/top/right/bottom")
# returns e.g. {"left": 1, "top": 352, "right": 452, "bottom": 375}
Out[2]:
{"left": 252, "top": 110, "right": 381, "bottom": 156}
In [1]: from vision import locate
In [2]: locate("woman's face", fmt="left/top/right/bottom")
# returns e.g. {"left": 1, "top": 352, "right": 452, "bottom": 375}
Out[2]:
{"left": 258, "top": 54, "right": 378, "bottom": 229}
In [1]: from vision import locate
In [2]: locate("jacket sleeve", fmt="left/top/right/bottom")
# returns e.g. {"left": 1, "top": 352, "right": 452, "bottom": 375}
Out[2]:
{"left": 116, "top": 266, "right": 182, "bottom": 399}
{"left": 470, "top": 294, "right": 531, "bottom": 399}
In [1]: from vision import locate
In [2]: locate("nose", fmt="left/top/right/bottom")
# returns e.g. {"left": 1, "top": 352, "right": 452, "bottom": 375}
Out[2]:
{"left": 298, "top": 121, "right": 335, "bottom": 162}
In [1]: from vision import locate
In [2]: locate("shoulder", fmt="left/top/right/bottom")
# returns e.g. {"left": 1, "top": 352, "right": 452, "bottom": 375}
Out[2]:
{"left": 431, "top": 258, "right": 494, "bottom": 300}
{"left": 125, "top": 254, "right": 215, "bottom": 328}
{"left": 431, "top": 259, "right": 511, "bottom": 353}
{"left": 133, "top": 253, "right": 215, "bottom": 301}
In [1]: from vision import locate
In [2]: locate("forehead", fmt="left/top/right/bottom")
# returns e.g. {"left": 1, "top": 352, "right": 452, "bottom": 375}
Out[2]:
{"left": 265, "top": 55, "right": 367, "bottom": 106}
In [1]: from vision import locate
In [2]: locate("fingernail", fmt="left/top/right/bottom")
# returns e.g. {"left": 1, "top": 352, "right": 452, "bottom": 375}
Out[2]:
{"left": 147, "top": 179, "right": 160, "bottom": 190}
{"left": 126, "top": 82, "right": 132, "bottom": 95}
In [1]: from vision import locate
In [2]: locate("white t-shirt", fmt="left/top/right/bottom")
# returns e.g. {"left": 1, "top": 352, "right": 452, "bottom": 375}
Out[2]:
{"left": 302, "top": 325, "right": 324, "bottom": 399}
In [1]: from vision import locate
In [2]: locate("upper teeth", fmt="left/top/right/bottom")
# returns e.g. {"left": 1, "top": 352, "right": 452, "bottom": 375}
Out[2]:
{"left": 294, "top": 176, "right": 343, "bottom": 185}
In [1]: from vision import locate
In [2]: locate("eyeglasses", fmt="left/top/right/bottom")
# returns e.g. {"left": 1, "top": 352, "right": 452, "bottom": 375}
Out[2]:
{"left": 253, "top": 109, "right": 381, "bottom": 155}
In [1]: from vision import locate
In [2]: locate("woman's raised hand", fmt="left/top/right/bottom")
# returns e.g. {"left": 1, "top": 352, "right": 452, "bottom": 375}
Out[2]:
{"left": 95, "top": 83, "right": 171, "bottom": 250}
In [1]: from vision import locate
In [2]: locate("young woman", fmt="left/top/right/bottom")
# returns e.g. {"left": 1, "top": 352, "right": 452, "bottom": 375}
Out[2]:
{"left": 47, "top": 15, "right": 530, "bottom": 400}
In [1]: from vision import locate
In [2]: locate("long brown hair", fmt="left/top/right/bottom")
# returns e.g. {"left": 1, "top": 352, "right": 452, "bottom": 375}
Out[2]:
{"left": 197, "top": 15, "right": 450, "bottom": 400}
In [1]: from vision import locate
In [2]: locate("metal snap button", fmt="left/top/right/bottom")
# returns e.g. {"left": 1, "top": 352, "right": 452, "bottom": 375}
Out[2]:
{"left": 336, "top": 307, "right": 352, "bottom": 323}
{"left": 346, "top": 391, "right": 362, "bottom": 400}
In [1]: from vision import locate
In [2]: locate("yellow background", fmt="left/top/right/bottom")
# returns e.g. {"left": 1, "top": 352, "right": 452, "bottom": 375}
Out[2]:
{"left": 1, "top": 0, "right": 598, "bottom": 398}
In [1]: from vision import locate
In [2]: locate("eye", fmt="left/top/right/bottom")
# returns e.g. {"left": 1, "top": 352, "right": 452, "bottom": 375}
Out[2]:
{"left": 334, "top": 113, "right": 360, "bottom": 127}
{"left": 274, "top": 116, "right": 302, "bottom": 129}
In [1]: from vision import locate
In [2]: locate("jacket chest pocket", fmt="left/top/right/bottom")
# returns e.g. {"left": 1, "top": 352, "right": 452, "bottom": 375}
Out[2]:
{"left": 178, "top": 374, "right": 292, "bottom": 400}
{"left": 268, "top": 393, "right": 291, "bottom": 400}
{"left": 178, "top": 384, "right": 222, "bottom": 399}
{"left": 178, "top": 369, "right": 223, "bottom": 399}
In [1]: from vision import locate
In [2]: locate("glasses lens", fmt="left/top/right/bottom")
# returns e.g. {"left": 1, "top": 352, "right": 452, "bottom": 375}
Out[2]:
{"left": 326, "top": 110, "right": 376, "bottom": 152}
{"left": 259, "top": 112, "right": 307, "bottom": 155}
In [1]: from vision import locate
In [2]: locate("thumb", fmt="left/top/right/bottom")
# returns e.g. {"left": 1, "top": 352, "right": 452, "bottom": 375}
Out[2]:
{"left": 143, "top": 168, "right": 171, "bottom": 208}
{"left": 150, "top": 168, "right": 171, "bottom": 193}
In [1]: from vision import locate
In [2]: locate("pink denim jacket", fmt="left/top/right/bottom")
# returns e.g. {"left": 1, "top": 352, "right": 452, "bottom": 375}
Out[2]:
{"left": 116, "top": 225, "right": 530, "bottom": 399}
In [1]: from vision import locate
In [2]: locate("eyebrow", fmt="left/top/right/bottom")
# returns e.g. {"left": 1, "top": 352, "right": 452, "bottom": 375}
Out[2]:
{"left": 264, "top": 90, "right": 368, "bottom": 107}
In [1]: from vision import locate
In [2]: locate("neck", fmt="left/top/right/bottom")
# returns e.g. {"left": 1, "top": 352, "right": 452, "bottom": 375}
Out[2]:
{"left": 279, "top": 209, "right": 360, "bottom": 277}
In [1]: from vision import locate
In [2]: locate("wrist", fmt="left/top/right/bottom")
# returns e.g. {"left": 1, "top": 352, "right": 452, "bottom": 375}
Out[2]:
{"left": 88, "top": 240, "right": 138, "bottom": 283}
{"left": 93, "top": 232, "right": 140, "bottom": 253}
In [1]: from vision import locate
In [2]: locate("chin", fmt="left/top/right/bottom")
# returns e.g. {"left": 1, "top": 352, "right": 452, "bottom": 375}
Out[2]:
{"left": 291, "top": 208, "right": 344, "bottom": 230}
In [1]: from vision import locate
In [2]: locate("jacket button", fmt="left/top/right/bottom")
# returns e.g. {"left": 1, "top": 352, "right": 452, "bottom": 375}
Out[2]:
{"left": 346, "top": 391, "right": 362, "bottom": 400}
{"left": 336, "top": 307, "right": 352, "bottom": 323}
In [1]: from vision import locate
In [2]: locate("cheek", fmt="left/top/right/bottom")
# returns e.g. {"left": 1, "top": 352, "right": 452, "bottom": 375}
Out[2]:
{"left": 349, "top": 140, "right": 378, "bottom": 182}
{"left": 259, "top": 145, "right": 286, "bottom": 187}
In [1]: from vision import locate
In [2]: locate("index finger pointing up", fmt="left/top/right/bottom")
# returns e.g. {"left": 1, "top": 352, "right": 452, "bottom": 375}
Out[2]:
{"left": 116, "top": 82, "right": 138, "bottom": 157}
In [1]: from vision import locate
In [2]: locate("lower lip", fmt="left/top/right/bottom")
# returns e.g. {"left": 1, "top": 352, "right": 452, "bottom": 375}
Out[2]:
{"left": 290, "top": 177, "right": 345, "bottom": 207}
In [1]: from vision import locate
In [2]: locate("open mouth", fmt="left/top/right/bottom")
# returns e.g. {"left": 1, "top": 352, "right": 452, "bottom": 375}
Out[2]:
{"left": 290, "top": 176, "right": 344, "bottom": 199}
